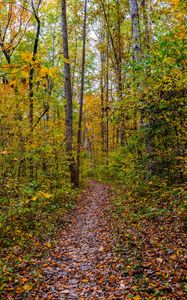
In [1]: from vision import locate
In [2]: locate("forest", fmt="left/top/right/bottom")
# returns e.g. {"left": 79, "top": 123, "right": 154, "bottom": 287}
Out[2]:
{"left": 0, "top": 0, "right": 186, "bottom": 299}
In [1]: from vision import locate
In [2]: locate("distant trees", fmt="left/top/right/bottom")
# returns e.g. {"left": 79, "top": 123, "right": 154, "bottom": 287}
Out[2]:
{"left": 0, "top": 0, "right": 186, "bottom": 192}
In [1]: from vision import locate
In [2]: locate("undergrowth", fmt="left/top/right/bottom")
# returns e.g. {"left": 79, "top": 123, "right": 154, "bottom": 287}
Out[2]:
{"left": 0, "top": 177, "right": 80, "bottom": 293}
{"left": 85, "top": 147, "right": 186, "bottom": 299}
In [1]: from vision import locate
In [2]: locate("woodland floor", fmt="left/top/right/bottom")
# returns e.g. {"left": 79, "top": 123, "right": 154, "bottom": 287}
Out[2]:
{"left": 33, "top": 180, "right": 124, "bottom": 299}
{"left": 1, "top": 180, "right": 186, "bottom": 299}
{"left": 2, "top": 181, "right": 125, "bottom": 299}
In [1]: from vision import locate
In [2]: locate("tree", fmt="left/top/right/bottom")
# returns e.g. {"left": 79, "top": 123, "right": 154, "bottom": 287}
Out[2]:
{"left": 129, "top": 0, "right": 142, "bottom": 62}
{"left": 76, "top": 0, "right": 88, "bottom": 187}
{"left": 61, "top": 0, "right": 77, "bottom": 187}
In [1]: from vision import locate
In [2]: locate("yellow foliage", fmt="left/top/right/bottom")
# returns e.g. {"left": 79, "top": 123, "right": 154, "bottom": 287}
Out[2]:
{"left": 23, "top": 284, "right": 32, "bottom": 292}
{"left": 39, "top": 66, "right": 50, "bottom": 78}
{"left": 46, "top": 241, "right": 52, "bottom": 248}
{"left": 170, "top": 0, "right": 179, "bottom": 5}
{"left": 21, "top": 51, "right": 33, "bottom": 62}
{"left": 43, "top": 193, "right": 53, "bottom": 199}
{"left": 49, "top": 66, "right": 58, "bottom": 79}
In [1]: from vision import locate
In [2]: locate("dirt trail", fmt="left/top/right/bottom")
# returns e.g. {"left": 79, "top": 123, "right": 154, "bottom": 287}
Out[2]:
{"left": 37, "top": 180, "right": 124, "bottom": 299}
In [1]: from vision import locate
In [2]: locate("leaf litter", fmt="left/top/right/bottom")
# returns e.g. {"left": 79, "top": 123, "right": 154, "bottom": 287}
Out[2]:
{"left": 1, "top": 180, "right": 186, "bottom": 299}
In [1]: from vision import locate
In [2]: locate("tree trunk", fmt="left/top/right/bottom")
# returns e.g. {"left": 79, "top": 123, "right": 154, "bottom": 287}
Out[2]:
{"left": 142, "top": 0, "right": 150, "bottom": 63}
{"left": 76, "top": 0, "right": 88, "bottom": 187}
{"left": 100, "top": 51, "right": 105, "bottom": 151}
{"left": 106, "top": 39, "right": 109, "bottom": 161}
{"left": 101, "top": 0, "right": 125, "bottom": 147}
{"left": 28, "top": 0, "right": 41, "bottom": 179}
{"left": 61, "top": 0, "right": 77, "bottom": 187}
{"left": 129, "top": 0, "right": 142, "bottom": 62}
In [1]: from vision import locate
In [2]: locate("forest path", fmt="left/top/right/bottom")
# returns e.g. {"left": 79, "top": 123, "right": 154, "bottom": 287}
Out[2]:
{"left": 36, "top": 180, "right": 124, "bottom": 299}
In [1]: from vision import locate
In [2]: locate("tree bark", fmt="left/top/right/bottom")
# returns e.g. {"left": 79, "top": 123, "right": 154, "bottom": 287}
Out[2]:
{"left": 100, "top": 51, "right": 105, "bottom": 151}
{"left": 28, "top": 0, "right": 41, "bottom": 179}
{"left": 61, "top": 0, "right": 77, "bottom": 187}
{"left": 76, "top": 0, "right": 88, "bottom": 187}
{"left": 29, "top": 0, "right": 41, "bottom": 131}
{"left": 129, "top": 0, "right": 142, "bottom": 62}
{"left": 106, "top": 39, "right": 109, "bottom": 161}
{"left": 142, "top": 0, "right": 150, "bottom": 63}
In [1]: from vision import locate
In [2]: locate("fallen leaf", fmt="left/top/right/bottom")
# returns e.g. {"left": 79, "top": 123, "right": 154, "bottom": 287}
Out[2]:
{"left": 15, "top": 287, "right": 24, "bottom": 294}
{"left": 20, "top": 277, "right": 28, "bottom": 283}
{"left": 23, "top": 283, "right": 32, "bottom": 291}
{"left": 46, "top": 242, "right": 52, "bottom": 248}
{"left": 81, "top": 278, "right": 89, "bottom": 283}
{"left": 99, "top": 246, "right": 104, "bottom": 251}
{"left": 61, "top": 290, "right": 70, "bottom": 294}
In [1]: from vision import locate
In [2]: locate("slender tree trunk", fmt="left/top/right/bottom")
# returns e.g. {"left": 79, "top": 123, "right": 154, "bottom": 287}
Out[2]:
{"left": 76, "top": 0, "right": 88, "bottom": 187}
{"left": 129, "top": 0, "right": 142, "bottom": 62}
{"left": 116, "top": 127, "right": 119, "bottom": 146}
{"left": 101, "top": 0, "right": 125, "bottom": 147}
{"left": 142, "top": 0, "right": 150, "bottom": 63}
{"left": 116, "top": 0, "right": 125, "bottom": 146}
{"left": 29, "top": 0, "right": 41, "bottom": 179}
{"left": 142, "top": 0, "right": 155, "bottom": 175}
{"left": 100, "top": 51, "right": 105, "bottom": 151}
{"left": 72, "top": 34, "right": 78, "bottom": 98}
{"left": 29, "top": 0, "right": 41, "bottom": 131}
{"left": 61, "top": 0, "right": 77, "bottom": 187}
{"left": 106, "top": 40, "right": 109, "bottom": 162}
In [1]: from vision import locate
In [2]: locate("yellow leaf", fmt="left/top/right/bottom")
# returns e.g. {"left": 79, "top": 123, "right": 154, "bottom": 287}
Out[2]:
{"left": 39, "top": 66, "right": 50, "bottom": 78}
{"left": 46, "top": 242, "right": 52, "bottom": 248}
{"left": 43, "top": 193, "right": 52, "bottom": 199}
{"left": 21, "top": 51, "right": 33, "bottom": 62}
{"left": 49, "top": 66, "right": 58, "bottom": 79}
{"left": 81, "top": 278, "right": 89, "bottom": 283}
{"left": 15, "top": 230, "right": 21, "bottom": 235}
{"left": 134, "top": 296, "right": 141, "bottom": 300}
{"left": 170, "top": 0, "right": 179, "bottom": 5}
{"left": 32, "top": 196, "right": 38, "bottom": 201}
{"left": 23, "top": 284, "right": 32, "bottom": 291}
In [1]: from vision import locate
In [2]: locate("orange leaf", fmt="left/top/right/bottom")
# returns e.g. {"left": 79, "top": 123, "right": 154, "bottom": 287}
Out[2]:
{"left": 16, "top": 287, "right": 24, "bottom": 294}
{"left": 20, "top": 277, "right": 28, "bottom": 283}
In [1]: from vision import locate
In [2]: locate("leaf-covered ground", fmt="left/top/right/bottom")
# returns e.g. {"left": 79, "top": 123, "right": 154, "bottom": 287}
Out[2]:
{"left": 111, "top": 184, "right": 187, "bottom": 299}
{"left": 1, "top": 180, "right": 186, "bottom": 299}
{"left": 1, "top": 181, "right": 125, "bottom": 299}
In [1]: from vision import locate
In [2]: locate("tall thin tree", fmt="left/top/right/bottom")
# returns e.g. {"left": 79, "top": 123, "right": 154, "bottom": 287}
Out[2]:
{"left": 61, "top": 0, "right": 77, "bottom": 187}
{"left": 29, "top": 0, "right": 41, "bottom": 178}
{"left": 76, "top": 0, "right": 88, "bottom": 187}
